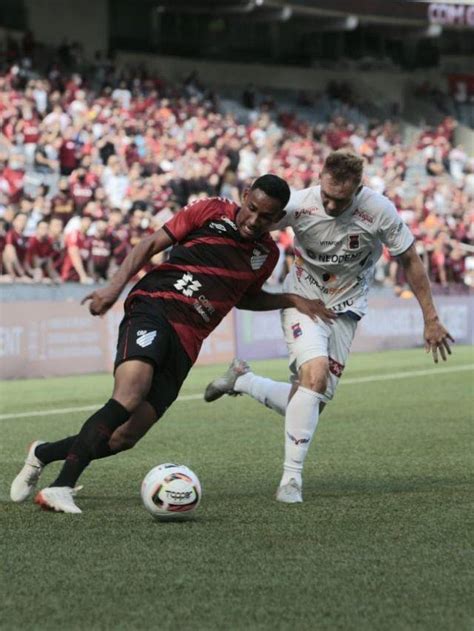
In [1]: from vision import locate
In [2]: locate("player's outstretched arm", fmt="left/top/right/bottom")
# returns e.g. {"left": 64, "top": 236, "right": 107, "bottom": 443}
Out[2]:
{"left": 82, "top": 229, "right": 173, "bottom": 316}
{"left": 398, "top": 243, "right": 454, "bottom": 363}
{"left": 237, "top": 290, "right": 337, "bottom": 325}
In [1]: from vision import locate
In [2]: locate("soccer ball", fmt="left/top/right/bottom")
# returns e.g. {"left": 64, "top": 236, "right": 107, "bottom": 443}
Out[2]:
{"left": 141, "top": 463, "right": 201, "bottom": 519}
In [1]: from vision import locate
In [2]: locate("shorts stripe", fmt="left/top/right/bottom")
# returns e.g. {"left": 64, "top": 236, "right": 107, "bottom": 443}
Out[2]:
{"left": 123, "top": 320, "right": 131, "bottom": 360}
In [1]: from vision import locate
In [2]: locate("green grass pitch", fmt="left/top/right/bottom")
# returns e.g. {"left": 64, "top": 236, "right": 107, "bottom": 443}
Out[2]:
{"left": 1, "top": 347, "right": 473, "bottom": 630}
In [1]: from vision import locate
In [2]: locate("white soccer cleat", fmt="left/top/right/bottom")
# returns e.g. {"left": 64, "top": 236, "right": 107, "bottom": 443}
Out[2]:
{"left": 10, "top": 440, "right": 46, "bottom": 503}
{"left": 204, "top": 358, "right": 251, "bottom": 402}
{"left": 34, "top": 487, "right": 82, "bottom": 514}
{"left": 276, "top": 479, "right": 303, "bottom": 504}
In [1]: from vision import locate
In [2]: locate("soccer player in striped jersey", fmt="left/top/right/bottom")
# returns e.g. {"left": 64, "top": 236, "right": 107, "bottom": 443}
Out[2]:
{"left": 10, "top": 174, "right": 335, "bottom": 514}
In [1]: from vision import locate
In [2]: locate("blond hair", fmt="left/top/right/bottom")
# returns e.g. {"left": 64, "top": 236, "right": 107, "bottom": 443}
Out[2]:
{"left": 323, "top": 151, "right": 364, "bottom": 184}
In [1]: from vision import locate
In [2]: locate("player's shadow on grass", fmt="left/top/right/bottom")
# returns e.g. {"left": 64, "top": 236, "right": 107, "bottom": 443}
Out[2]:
{"left": 78, "top": 495, "right": 212, "bottom": 521}
{"left": 150, "top": 516, "right": 203, "bottom": 524}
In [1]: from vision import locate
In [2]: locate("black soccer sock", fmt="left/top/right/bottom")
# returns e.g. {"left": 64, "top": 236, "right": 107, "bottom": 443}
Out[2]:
{"left": 50, "top": 399, "right": 131, "bottom": 489}
{"left": 35, "top": 434, "right": 122, "bottom": 466}
{"left": 35, "top": 437, "right": 78, "bottom": 465}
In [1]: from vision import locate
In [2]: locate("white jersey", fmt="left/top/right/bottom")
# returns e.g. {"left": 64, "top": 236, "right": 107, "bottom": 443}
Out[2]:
{"left": 279, "top": 185, "right": 414, "bottom": 317}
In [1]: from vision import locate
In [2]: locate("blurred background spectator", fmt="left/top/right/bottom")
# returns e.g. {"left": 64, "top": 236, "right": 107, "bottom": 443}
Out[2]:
{"left": 0, "top": 34, "right": 472, "bottom": 293}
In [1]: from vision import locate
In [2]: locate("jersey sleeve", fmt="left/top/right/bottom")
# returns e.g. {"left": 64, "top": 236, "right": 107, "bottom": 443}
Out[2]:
{"left": 273, "top": 188, "right": 311, "bottom": 230}
{"left": 377, "top": 199, "right": 414, "bottom": 256}
{"left": 163, "top": 198, "right": 220, "bottom": 242}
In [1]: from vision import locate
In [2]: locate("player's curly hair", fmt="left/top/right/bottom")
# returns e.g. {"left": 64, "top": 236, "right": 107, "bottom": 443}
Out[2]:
{"left": 323, "top": 151, "right": 364, "bottom": 184}
{"left": 251, "top": 174, "right": 291, "bottom": 209}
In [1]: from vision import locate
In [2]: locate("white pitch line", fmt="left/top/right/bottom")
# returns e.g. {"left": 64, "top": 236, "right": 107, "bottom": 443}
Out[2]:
{"left": 0, "top": 396, "right": 204, "bottom": 421}
{"left": 341, "top": 363, "right": 474, "bottom": 385}
{"left": 0, "top": 363, "right": 472, "bottom": 421}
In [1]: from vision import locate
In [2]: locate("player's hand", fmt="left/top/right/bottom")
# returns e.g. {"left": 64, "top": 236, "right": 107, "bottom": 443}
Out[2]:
{"left": 424, "top": 318, "right": 454, "bottom": 363}
{"left": 292, "top": 296, "right": 337, "bottom": 325}
{"left": 81, "top": 286, "right": 119, "bottom": 316}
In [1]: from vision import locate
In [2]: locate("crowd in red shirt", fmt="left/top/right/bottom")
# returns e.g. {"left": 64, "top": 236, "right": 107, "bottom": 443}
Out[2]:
{"left": 0, "top": 50, "right": 472, "bottom": 290}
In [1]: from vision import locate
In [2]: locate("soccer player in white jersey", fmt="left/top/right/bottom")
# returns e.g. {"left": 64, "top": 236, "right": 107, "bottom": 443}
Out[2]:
{"left": 204, "top": 151, "right": 454, "bottom": 504}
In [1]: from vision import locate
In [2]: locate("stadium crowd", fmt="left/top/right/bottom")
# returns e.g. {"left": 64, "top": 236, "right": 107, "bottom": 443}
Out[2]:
{"left": 0, "top": 37, "right": 473, "bottom": 290}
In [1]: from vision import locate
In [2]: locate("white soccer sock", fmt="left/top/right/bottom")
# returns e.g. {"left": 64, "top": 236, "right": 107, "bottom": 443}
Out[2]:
{"left": 280, "top": 386, "right": 323, "bottom": 487}
{"left": 234, "top": 372, "right": 291, "bottom": 416}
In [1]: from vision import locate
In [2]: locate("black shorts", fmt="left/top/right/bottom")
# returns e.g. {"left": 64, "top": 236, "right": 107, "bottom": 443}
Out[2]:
{"left": 115, "top": 298, "right": 192, "bottom": 418}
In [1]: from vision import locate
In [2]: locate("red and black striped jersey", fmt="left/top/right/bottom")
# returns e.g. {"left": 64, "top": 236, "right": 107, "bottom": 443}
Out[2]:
{"left": 125, "top": 197, "right": 279, "bottom": 362}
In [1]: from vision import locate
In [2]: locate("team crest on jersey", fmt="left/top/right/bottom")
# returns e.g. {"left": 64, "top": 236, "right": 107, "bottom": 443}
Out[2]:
{"left": 347, "top": 234, "right": 360, "bottom": 250}
{"left": 136, "top": 330, "right": 157, "bottom": 348}
{"left": 250, "top": 248, "right": 267, "bottom": 270}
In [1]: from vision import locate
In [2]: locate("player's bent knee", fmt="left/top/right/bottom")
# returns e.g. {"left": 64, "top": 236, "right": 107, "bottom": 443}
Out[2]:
{"left": 307, "top": 375, "right": 328, "bottom": 394}
{"left": 113, "top": 362, "right": 154, "bottom": 412}
{"left": 112, "top": 389, "right": 146, "bottom": 413}
{"left": 299, "top": 358, "right": 329, "bottom": 394}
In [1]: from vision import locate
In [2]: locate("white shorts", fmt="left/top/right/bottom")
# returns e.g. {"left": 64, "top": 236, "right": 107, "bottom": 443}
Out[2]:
{"left": 281, "top": 308, "right": 358, "bottom": 403}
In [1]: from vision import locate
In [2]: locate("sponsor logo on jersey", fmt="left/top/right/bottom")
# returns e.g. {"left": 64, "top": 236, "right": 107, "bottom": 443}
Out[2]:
{"left": 320, "top": 240, "right": 343, "bottom": 247}
{"left": 332, "top": 298, "right": 354, "bottom": 312}
{"left": 353, "top": 208, "right": 374, "bottom": 224}
{"left": 209, "top": 222, "right": 227, "bottom": 233}
{"left": 388, "top": 221, "right": 404, "bottom": 239}
{"left": 348, "top": 234, "right": 360, "bottom": 250}
{"left": 304, "top": 272, "right": 354, "bottom": 296}
{"left": 318, "top": 251, "right": 363, "bottom": 264}
{"left": 322, "top": 272, "right": 337, "bottom": 283}
{"left": 250, "top": 248, "right": 268, "bottom": 270}
{"left": 306, "top": 249, "right": 317, "bottom": 259}
{"left": 136, "top": 330, "right": 157, "bottom": 348}
{"left": 192, "top": 294, "right": 216, "bottom": 323}
{"left": 329, "top": 357, "right": 345, "bottom": 378}
{"left": 295, "top": 208, "right": 317, "bottom": 219}
{"left": 291, "top": 322, "right": 302, "bottom": 339}
{"left": 174, "top": 272, "right": 202, "bottom": 297}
